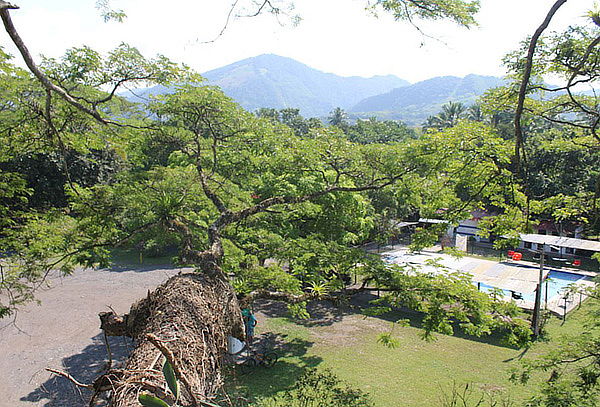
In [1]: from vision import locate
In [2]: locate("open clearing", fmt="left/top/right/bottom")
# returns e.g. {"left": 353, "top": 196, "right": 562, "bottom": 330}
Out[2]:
{"left": 0, "top": 262, "right": 590, "bottom": 406}
{"left": 230, "top": 293, "right": 590, "bottom": 406}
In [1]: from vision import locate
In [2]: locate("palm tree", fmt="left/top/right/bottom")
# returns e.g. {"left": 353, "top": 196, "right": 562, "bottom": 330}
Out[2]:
{"left": 466, "top": 103, "right": 485, "bottom": 122}
{"left": 423, "top": 101, "right": 466, "bottom": 131}
{"left": 441, "top": 101, "right": 466, "bottom": 125}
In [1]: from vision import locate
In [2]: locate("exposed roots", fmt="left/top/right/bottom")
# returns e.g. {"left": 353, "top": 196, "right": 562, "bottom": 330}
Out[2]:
{"left": 100, "top": 272, "right": 244, "bottom": 407}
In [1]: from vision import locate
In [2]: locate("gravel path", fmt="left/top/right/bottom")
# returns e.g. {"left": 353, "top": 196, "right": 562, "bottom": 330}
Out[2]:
{"left": 0, "top": 264, "right": 190, "bottom": 407}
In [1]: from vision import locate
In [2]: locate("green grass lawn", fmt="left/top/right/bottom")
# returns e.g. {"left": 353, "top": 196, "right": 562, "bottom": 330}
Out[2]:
{"left": 227, "top": 301, "right": 593, "bottom": 406}
{"left": 109, "top": 248, "right": 174, "bottom": 266}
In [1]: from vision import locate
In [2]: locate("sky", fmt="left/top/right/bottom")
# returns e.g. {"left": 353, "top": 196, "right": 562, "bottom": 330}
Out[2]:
{"left": 1, "top": 0, "right": 593, "bottom": 83}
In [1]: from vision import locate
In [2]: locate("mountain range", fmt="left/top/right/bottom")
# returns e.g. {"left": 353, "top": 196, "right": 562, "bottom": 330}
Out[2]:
{"left": 128, "top": 54, "right": 507, "bottom": 125}
{"left": 202, "top": 54, "right": 409, "bottom": 118}
{"left": 351, "top": 74, "right": 506, "bottom": 124}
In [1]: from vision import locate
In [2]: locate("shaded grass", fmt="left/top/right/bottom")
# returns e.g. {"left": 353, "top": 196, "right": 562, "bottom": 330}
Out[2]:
{"left": 227, "top": 300, "right": 594, "bottom": 406}
{"left": 224, "top": 319, "right": 321, "bottom": 404}
{"left": 110, "top": 248, "right": 174, "bottom": 266}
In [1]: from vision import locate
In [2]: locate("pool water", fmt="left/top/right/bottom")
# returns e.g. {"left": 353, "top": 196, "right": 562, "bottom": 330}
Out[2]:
{"left": 478, "top": 270, "right": 583, "bottom": 302}
{"left": 381, "top": 252, "right": 585, "bottom": 304}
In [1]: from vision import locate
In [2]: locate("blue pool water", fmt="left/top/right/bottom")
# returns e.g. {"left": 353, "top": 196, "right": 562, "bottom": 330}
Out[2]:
{"left": 479, "top": 270, "right": 583, "bottom": 302}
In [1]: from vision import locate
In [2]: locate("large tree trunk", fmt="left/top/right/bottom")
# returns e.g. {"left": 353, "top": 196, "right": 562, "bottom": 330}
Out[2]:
{"left": 100, "top": 272, "right": 245, "bottom": 407}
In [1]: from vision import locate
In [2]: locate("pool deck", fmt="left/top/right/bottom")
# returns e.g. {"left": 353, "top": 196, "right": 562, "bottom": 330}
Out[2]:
{"left": 380, "top": 246, "right": 597, "bottom": 316}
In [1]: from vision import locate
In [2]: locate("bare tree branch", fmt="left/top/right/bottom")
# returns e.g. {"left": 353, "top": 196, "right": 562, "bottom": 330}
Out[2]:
{"left": 198, "top": 0, "right": 241, "bottom": 44}
{"left": 0, "top": 1, "right": 18, "bottom": 10}
{"left": 514, "top": 0, "right": 568, "bottom": 172}
{"left": 0, "top": 7, "right": 109, "bottom": 124}
{"left": 46, "top": 368, "right": 94, "bottom": 389}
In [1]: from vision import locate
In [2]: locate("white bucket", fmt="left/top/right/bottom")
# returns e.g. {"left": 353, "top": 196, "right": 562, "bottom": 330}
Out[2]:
{"left": 227, "top": 336, "right": 245, "bottom": 355}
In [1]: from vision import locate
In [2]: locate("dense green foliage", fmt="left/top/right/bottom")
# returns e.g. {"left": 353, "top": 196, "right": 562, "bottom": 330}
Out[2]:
{"left": 0, "top": 41, "right": 533, "bottom": 349}
{"left": 345, "top": 116, "right": 416, "bottom": 144}
{"left": 369, "top": 262, "right": 531, "bottom": 347}
{"left": 255, "top": 107, "right": 322, "bottom": 137}
{"left": 254, "top": 369, "right": 373, "bottom": 407}
{"left": 513, "top": 284, "right": 600, "bottom": 407}
{"left": 1, "top": 1, "right": 599, "bottom": 406}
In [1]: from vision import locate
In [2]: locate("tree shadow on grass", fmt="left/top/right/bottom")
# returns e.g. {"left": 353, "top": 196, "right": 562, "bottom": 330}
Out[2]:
{"left": 224, "top": 332, "right": 322, "bottom": 404}
{"left": 21, "top": 333, "right": 133, "bottom": 407}
{"left": 353, "top": 290, "right": 527, "bottom": 350}
{"left": 258, "top": 290, "right": 527, "bottom": 351}
{"left": 256, "top": 298, "right": 355, "bottom": 328}
{"left": 503, "top": 347, "right": 530, "bottom": 362}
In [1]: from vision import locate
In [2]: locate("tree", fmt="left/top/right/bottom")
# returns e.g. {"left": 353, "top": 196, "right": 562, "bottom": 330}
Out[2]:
{"left": 92, "top": 82, "right": 521, "bottom": 404}
{"left": 512, "top": 283, "right": 600, "bottom": 407}
{"left": 465, "top": 103, "right": 485, "bottom": 122}
{"left": 254, "top": 369, "right": 374, "bottom": 407}
{"left": 423, "top": 101, "right": 467, "bottom": 130}
{"left": 0, "top": 1, "right": 556, "bottom": 405}
{"left": 0, "top": 39, "right": 192, "bottom": 319}
{"left": 328, "top": 107, "right": 349, "bottom": 128}
{"left": 256, "top": 107, "right": 322, "bottom": 137}
{"left": 344, "top": 117, "right": 416, "bottom": 144}
{"left": 0, "top": 49, "right": 530, "bottom": 403}
{"left": 478, "top": 1, "right": 600, "bottom": 238}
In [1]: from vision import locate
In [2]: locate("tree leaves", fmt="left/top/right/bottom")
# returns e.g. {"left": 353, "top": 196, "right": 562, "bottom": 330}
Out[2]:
{"left": 163, "top": 360, "right": 179, "bottom": 400}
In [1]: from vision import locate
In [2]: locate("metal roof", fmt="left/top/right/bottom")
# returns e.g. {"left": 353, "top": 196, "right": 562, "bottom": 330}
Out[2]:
{"left": 520, "top": 234, "right": 600, "bottom": 252}
{"left": 392, "top": 221, "right": 419, "bottom": 228}
{"left": 418, "top": 218, "right": 450, "bottom": 224}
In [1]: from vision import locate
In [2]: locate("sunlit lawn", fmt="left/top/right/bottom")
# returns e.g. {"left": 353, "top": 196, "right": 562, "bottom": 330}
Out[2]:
{"left": 227, "top": 300, "right": 593, "bottom": 406}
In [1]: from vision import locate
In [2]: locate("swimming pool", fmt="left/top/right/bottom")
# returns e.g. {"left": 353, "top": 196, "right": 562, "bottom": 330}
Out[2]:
{"left": 478, "top": 270, "right": 584, "bottom": 303}
{"left": 381, "top": 251, "right": 586, "bottom": 305}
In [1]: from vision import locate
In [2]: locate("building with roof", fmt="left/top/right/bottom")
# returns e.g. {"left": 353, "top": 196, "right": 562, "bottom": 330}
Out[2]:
{"left": 518, "top": 233, "right": 600, "bottom": 258}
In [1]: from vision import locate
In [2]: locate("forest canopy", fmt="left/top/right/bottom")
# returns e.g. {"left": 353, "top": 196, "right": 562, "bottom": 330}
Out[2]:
{"left": 1, "top": 0, "right": 600, "bottom": 406}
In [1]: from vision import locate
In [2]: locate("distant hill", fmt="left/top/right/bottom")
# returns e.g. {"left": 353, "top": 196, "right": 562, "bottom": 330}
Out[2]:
{"left": 125, "top": 57, "right": 507, "bottom": 125}
{"left": 128, "top": 54, "right": 409, "bottom": 118}
{"left": 203, "top": 54, "right": 410, "bottom": 117}
{"left": 350, "top": 74, "right": 507, "bottom": 125}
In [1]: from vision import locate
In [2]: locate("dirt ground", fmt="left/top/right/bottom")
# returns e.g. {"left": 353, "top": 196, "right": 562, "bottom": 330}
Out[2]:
{"left": 0, "top": 264, "right": 189, "bottom": 407}
{"left": 0, "top": 265, "right": 385, "bottom": 407}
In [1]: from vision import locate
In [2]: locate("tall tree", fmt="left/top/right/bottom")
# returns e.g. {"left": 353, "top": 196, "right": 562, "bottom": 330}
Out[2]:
{"left": 345, "top": 117, "right": 416, "bottom": 144}
{"left": 423, "top": 101, "right": 467, "bottom": 130}
{"left": 328, "top": 107, "right": 349, "bottom": 128}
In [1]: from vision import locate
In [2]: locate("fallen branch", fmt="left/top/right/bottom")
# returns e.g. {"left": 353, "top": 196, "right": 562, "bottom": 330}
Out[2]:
{"left": 46, "top": 368, "right": 93, "bottom": 389}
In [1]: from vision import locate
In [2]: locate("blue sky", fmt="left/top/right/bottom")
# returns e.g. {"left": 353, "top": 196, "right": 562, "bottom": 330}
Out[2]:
{"left": 1, "top": 0, "right": 592, "bottom": 83}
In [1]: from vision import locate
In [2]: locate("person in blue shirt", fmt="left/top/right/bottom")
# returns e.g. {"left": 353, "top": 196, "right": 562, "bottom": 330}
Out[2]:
{"left": 241, "top": 307, "right": 257, "bottom": 346}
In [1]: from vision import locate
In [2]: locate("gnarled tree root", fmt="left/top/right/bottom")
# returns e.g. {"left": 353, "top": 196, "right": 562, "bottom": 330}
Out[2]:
{"left": 98, "top": 272, "right": 244, "bottom": 407}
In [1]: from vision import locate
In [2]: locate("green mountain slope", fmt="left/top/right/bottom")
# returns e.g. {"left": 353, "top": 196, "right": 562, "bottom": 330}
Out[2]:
{"left": 201, "top": 54, "right": 410, "bottom": 117}
{"left": 351, "top": 74, "right": 506, "bottom": 125}
{"left": 125, "top": 57, "right": 506, "bottom": 125}
{"left": 126, "top": 54, "right": 409, "bottom": 118}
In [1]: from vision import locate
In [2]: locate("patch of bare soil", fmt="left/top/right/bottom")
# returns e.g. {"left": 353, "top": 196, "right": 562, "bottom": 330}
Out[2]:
{"left": 254, "top": 291, "right": 390, "bottom": 347}
{"left": 310, "top": 314, "right": 388, "bottom": 346}
{"left": 0, "top": 265, "right": 187, "bottom": 407}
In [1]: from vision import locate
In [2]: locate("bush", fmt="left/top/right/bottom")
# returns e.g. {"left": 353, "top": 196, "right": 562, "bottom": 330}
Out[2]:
{"left": 254, "top": 369, "right": 373, "bottom": 407}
